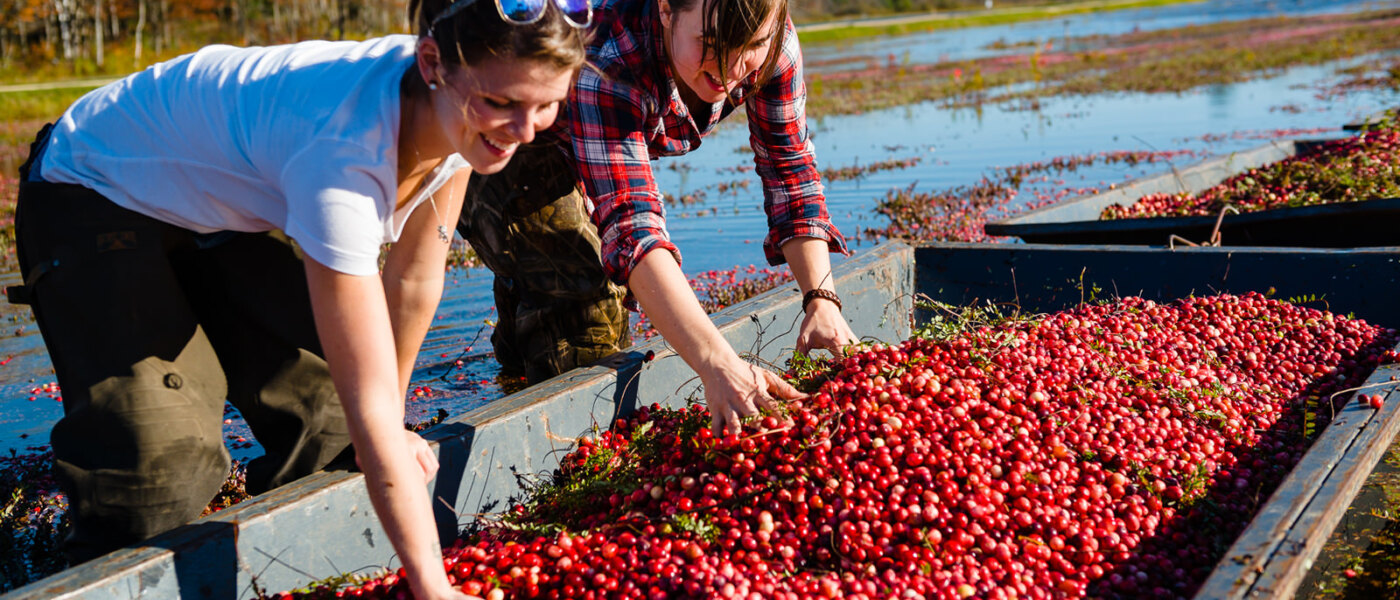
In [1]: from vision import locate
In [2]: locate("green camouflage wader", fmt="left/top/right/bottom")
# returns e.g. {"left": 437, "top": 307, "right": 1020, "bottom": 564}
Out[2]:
{"left": 13, "top": 124, "right": 351, "bottom": 563}
{"left": 457, "top": 143, "right": 630, "bottom": 383}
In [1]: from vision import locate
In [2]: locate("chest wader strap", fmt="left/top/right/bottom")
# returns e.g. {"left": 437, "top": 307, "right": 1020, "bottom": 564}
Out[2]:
{"left": 6, "top": 258, "right": 60, "bottom": 306}
{"left": 9, "top": 123, "right": 59, "bottom": 306}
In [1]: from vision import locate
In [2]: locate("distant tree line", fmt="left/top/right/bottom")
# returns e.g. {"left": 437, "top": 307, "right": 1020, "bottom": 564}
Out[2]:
{"left": 0, "top": 0, "right": 410, "bottom": 72}
{"left": 1, "top": 0, "right": 1059, "bottom": 73}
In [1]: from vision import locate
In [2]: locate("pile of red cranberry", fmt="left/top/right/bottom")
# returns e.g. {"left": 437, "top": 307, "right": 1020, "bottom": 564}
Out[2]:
{"left": 1101, "top": 123, "right": 1400, "bottom": 219}
{"left": 271, "top": 293, "right": 1398, "bottom": 600}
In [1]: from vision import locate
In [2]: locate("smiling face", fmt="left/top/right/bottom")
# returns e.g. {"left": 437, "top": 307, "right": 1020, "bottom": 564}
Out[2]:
{"left": 429, "top": 56, "right": 573, "bottom": 173}
{"left": 659, "top": 0, "right": 781, "bottom": 105}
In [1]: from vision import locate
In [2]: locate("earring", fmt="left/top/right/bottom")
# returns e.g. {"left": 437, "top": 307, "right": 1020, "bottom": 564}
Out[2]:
{"left": 428, "top": 81, "right": 439, "bottom": 91}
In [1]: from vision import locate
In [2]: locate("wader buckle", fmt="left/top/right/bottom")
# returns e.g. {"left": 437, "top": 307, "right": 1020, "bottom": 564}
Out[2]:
{"left": 6, "top": 258, "right": 60, "bottom": 306}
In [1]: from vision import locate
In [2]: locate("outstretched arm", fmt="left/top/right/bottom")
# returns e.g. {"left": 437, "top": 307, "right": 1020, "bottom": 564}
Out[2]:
{"left": 567, "top": 66, "right": 807, "bottom": 434}
{"left": 744, "top": 24, "right": 853, "bottom": 357}
{"left": 303, "top": 172, "right": 474, "bottom": 600}
{"left": 304, "top": 259, "right": 467, "bottom": 600}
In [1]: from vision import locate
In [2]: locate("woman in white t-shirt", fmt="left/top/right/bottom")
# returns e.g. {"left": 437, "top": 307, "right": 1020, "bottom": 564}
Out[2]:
{"left": 13, "top": 0, "right": 588, "bottom": 596}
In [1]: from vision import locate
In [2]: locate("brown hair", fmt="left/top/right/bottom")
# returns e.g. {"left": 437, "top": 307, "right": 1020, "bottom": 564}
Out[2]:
{"left": 409, "top": 0, "right": 587, "bottom": 71}
{"left": 668, "top": 0, "right": 788, "bottom": 94}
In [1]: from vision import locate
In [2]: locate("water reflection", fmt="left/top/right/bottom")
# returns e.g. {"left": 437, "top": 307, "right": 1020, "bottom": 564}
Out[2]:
{"left": 803, "top": 0, "right": 1400, "bottom": 73}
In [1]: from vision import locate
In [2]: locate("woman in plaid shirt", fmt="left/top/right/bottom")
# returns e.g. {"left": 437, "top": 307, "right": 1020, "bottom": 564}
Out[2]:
{"left": 459, "top": 0, "right": 855, "bottom": 433}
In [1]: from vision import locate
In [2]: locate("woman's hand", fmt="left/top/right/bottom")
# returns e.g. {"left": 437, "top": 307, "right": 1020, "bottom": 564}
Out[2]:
{"left": 352, "top": 430, "right": 439, "bottom": 485}
{"left": 700, "top": 355, "right": 805, "bottom": 435}
{"left": 780, "top": 237, "right": 857, "bottom": 357}
{"left": 796, "top": 299, "right": 857, "bottom": 356}
{"left": 405, "top": 430, "right": 439, "bottom": 485}
{"left": 628, "top": 251, "right": 805, "bottom": 434}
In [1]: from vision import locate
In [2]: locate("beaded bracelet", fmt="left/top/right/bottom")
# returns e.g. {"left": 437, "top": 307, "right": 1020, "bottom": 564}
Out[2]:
{"left": 802, "top": 288, "right": 842, "bottom": 313}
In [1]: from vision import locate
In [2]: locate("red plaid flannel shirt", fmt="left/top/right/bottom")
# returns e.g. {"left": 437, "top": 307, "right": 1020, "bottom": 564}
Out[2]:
{"left": 560, "top": 0, "right": 848, "bottom": 288}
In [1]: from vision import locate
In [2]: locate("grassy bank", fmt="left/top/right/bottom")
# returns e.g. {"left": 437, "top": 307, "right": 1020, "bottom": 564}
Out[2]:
{"left": 0, "top": 91, "right": 89, "bottom": 127}
{"left": 797, "top": 0, "right": 1203, "bottom": 44}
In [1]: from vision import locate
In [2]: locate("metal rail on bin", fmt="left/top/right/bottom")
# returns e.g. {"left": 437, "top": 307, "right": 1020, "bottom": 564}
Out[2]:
{"left": 983, "top": 139, "right": 1400, "bottom": 248}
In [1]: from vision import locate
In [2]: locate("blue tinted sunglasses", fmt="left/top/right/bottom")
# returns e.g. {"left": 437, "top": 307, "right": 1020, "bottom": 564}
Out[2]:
{"left": 431, "top": 0, "right": 591, "bottom": 31}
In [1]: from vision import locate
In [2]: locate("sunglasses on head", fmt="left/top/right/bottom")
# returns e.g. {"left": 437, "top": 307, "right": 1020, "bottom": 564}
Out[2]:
{"left": 431, "top": 0, "right": 592, "bottom": 31}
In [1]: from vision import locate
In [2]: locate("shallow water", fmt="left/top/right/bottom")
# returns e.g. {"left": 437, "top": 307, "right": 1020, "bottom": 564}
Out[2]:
{"left": 1, "top": 26, "right": 1397, "bottom": 459}
{"left": 665, "top": 56, "right": 1400, "bottom": 268}
{"left": 802, "top": 0, "right": 1400, "bottom": 73}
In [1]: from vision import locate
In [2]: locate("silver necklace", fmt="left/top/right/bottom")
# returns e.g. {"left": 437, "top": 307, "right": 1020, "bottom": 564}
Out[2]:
{"left": 427, "top": 189, "right": 451, "bottom": 243}
{"left": 411, "top": 85, "right": 453, "bottom": 244}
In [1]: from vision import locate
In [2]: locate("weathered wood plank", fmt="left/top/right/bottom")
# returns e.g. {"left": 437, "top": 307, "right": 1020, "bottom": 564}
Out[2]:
{"left": 1205, "top": 362, "right": 1400, "bottom": 599}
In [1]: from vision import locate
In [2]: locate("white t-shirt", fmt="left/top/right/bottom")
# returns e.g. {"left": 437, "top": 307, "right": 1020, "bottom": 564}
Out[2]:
{"left": 38, "top": 35, "right": 468, "bottom": 276}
